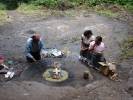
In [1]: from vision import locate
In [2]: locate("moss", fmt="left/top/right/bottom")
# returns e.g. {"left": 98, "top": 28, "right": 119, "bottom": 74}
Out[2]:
{"left": 121, "top": 37, "right": 133, "bottom": 59}
{"left": 70, "top": 37, "right": 80, "bottom": 43}
{"left": 0, "top": 3, "right": 6, "bottom": 10}
{"left": 124, "top": 4, "right": 133, "bottom": 13}
{"left": 94, "top": 5, "right": 119, "bottom": 18}
{"left": 0, "top": 10, "right": 8, "bottom": 25}
{"left": 96, "top": 9, "right": 118, "bottom": 17}
{"left": 17, "top": 3, "right": 42, "bottom": 15}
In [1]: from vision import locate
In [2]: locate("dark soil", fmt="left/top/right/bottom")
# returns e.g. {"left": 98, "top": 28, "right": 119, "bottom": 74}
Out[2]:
{"left": 0, "top": 10, "right": 133, "bottom": 100}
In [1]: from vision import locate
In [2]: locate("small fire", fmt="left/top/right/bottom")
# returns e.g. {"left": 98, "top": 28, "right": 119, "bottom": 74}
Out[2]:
{"left": 52, "top": 62, "right": 62, "bottom": 79}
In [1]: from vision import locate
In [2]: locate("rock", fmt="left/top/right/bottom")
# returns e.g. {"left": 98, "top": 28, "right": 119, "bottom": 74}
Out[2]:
{"left": 86, "top": 80, "right": 106, "bottom": 91}
{"left": 127, "top": 78, "right": 133, "bottom": 87}
{"left": 83, "top": 71, "right": 89, "bottom": 79}
{"left": 83, "top": 70, "right": 93, "bottom": 80}
{"left": 129, "top": 69, "right": 133, "bottom": 78}
{"left": 23, "top": 93, "right": 30, "bottom": 96}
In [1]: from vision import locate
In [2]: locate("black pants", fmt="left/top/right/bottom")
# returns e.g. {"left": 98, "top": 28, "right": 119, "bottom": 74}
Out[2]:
{"left": 0, "top": 65, "right": 4, "bottom": 70}
{"left": 80, "top": 49, "right": 91, "bottom": 60}
{"left": 91, "top": 53, "right": 106, "bottom": 68}
{"left": 26, "top": 52, "right": 41, "bottom": 63}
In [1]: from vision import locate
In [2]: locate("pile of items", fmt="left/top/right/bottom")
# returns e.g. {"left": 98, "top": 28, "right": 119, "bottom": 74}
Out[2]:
{"left": 41, "top": 48, "right": 64, "bottom": 58}
{"left": 79, "top": 56, "right": 118, "bottom": 81}
{"left": 52, "top": 62, "right": 62, "bottom": 79}
{"left": 0, "top": 55, "right": 15, "bottom": 79}
{"left": 43, "top": 62, "right": 69, "bottom": 82}
{"left": 99, "top": 62, "right": 118, "bottom": 81}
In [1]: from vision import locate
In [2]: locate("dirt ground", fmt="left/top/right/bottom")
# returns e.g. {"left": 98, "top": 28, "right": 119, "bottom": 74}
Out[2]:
{"left": 0, "top": 10, "right": 133, "bottom": 100}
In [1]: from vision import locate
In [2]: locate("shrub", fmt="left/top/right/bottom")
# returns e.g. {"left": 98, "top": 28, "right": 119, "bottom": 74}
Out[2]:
{"left": 0, "top": 0, "right": 132, "bottom": 10}
{"left": 0, "top": 3, "right": 6, "bottom": 10}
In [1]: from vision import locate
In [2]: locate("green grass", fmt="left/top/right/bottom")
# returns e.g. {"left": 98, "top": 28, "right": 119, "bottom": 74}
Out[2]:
{"left": 0, "top": 3, "right": 6, "bottom": 10}
{"left": 17, "top": 3, "right": 78, "bottom": 18}
{"left": 0, "top": 0, "right": 133, "bottom": 10}
{"left": 95, "top": 9, "right": 119, "bottom": 17}
{"left": 124, "top": 4, "right": 133, "bottom": 13}
{"left": 94, "top": 5, "right": 120, "bottom": 17}
{"left": 0, "top": 3, "right": 8, "bottom": 24}
{"left": 0, "top": 10, "right": 8, "bottom": 25}
{"left": 17, "top": 3, "right": 42, "bottom": 15}
{"left": 121, "top": 37, "right": 133, "bottom": 59}
{"left": 0, "top": 0, "right": 132, "bottom": 23}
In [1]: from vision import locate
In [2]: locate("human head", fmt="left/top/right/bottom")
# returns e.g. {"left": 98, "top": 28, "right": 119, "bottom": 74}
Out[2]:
{"left": 32, "top": 33, "right": 40, "bottom": 42}
{"left": 84, "top": 30, "right": 93, "bottom": 39}
{"left": 0, "top": 55, "right": 4, "bottom": 64}
{"left": 95, "top": 36, "right": 102, "bottom": 45}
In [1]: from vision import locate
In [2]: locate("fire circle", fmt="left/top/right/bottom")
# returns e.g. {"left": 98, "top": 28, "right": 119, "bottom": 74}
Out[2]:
{"left": 43, "top": 68, "right": 69, "bottom": 82}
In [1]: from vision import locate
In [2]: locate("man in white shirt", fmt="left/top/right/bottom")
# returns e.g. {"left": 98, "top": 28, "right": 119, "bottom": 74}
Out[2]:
{"left": 89, "top": 36, "right": 105, "bottom": 69}
{"left": 80, "top": 30, "right": 95, "bottom": 59}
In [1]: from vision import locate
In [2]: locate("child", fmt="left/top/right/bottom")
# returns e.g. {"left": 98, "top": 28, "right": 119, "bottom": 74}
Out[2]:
{"left": 89, "top": 36, "right": 105, "bottom": 69}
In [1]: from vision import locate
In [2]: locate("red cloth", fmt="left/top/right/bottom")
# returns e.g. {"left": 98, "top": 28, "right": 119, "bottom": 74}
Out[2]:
{"left": 0, "top": 55, "right": 4, "bottom": 60}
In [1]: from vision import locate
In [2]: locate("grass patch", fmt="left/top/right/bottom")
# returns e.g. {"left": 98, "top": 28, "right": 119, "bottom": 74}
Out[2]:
{"left": 0, "top": 3, "right": 6, "bottom": 10}
{"left": 121, "top": 37, "right": 133, "bottom": 59}
{"left": 0, "top": 10, "right": 8, "bottom": 25}
{"left": 96, "top": 9, "right": 118, "bottom": 17}
{"left": 70, "top": 37, "right": 80, "bottom": 43}
{"left": 124, "top": 4, "right": 133, "bottom": 13}
{"left": 17, "top": 3, "right": 43, "bottom": 15}
{"left": 17, "top": 3, "right": 65, "bottom": 17}
{"left": 94, "top": 5, "right": 119, "bottom": 17}
{"left": 17, "top": 3, "right": 78, "bottom": 18}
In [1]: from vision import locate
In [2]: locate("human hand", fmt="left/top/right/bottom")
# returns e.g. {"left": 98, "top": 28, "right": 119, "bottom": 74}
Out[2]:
{"left": 32, "top": 57, "right": 37, "bottom": 62}
{"left": 41, "top": 50, "right": 48, "bottom": 58}
{"left": 81, "top": 47, "right": 88, "bottom": 51}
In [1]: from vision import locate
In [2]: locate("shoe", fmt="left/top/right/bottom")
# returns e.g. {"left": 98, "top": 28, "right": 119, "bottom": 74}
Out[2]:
{"left": 79, "top": 56, "right": 86, "bottom": 62}
{"left": 79, "top": 55, "right": 82, "bottom": 60}
{"left": 94, "top": 67, "right": 100, "bottom": 71}
{"left": 89, "top": 64, "right": 94, "bottom": 68}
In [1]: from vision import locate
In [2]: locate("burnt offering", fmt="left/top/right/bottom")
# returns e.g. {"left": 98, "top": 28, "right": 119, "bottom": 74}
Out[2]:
{"left": 43, "top": 62, "right": 68, "bottom": 82}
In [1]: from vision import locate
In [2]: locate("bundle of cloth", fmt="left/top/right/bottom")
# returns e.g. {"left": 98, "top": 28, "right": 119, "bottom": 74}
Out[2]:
{"left": 99, "top": 62, "right": 118, "bottom": 81}
{"left": 0, "top": 55, "right": 15, "bottom": 79}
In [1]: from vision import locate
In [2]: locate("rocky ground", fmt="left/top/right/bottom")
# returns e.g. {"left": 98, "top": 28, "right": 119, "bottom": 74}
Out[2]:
{"left": 0, "top": 10, "right": 133, "bottom": 100}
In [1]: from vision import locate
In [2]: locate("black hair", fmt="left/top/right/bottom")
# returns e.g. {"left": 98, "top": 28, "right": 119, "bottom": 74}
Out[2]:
{"left": 31, "top": 35, "right": 35, "bottom": 39}
{"left": 95, "top": 36, "right": 102, "bottom": 45}
{"left": 84, "top": 30, "right": 93, "bottom": 38}
{"left": 96, "top": 36, "right": 102, "bottom": 42}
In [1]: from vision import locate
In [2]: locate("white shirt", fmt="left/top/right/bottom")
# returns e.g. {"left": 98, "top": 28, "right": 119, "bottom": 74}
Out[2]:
{"left": 82, "top": 34, "right": 95, "bottom": 45}
{"left": 89, "top": 41, "right": 105, "bottom": 53}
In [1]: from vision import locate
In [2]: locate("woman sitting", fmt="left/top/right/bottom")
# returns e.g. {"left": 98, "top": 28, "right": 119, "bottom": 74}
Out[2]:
{"left": 80, "top": 30, "right": 95, "bottom": 59}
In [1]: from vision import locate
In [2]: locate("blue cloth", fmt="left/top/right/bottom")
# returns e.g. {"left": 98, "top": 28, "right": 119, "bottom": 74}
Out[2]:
{"left": 25, "top": 38, "right": 45, "bottom": 58}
